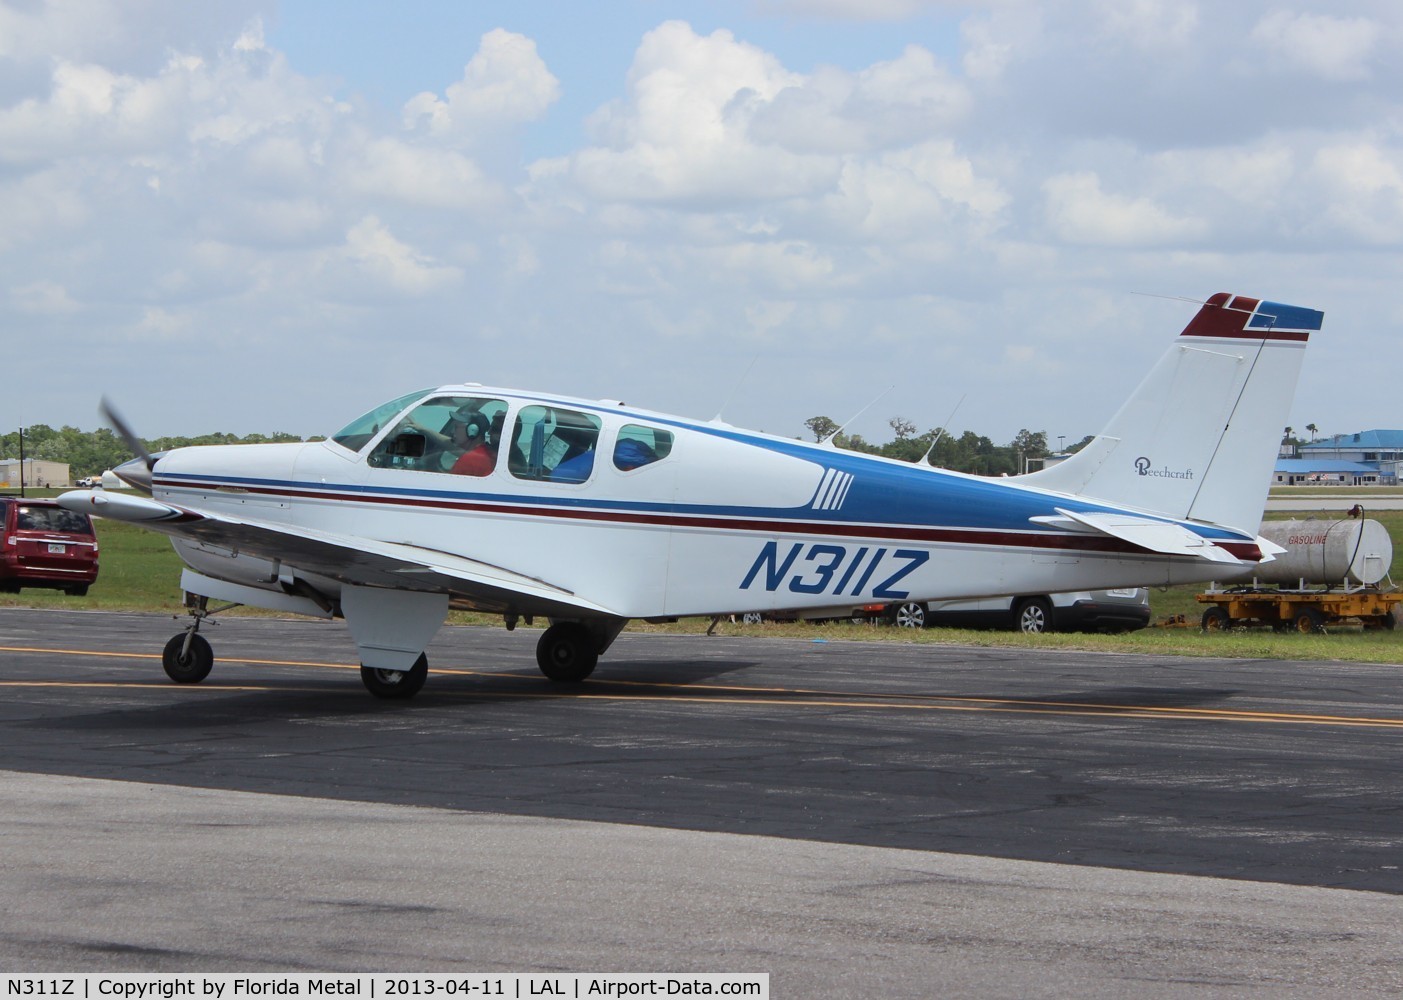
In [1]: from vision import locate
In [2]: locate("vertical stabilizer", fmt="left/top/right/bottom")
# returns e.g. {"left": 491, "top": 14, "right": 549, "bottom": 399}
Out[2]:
{"left": 1019, "top": 293, "right": 1320, "bottom": 532}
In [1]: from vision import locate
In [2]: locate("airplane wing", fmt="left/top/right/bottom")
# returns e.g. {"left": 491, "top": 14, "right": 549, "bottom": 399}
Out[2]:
{"left": 58, "top": 490, "right": 619, "bottom": 619}
{"left": 1042, "top": 507, "right": 1246, "bottom": 564}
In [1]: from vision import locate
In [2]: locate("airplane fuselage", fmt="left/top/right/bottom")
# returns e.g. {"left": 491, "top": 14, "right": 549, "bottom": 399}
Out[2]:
{"left": 150, "top": 388, "right": 1259, "bottom": 622}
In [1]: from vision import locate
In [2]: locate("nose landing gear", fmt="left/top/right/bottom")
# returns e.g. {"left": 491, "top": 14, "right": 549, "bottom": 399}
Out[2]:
{"left": 160, "top": 593, "right": 237, "bottom": 684}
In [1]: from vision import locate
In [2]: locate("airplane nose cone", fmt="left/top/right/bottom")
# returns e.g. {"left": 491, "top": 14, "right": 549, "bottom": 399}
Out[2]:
{"left": 113, "top": 456, "right": 153, "bottom": 494}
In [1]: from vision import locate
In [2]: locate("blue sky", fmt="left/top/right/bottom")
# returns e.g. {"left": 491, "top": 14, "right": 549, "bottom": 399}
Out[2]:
{"left": 2, "top": 0, "right": 1400, "bottom": 447}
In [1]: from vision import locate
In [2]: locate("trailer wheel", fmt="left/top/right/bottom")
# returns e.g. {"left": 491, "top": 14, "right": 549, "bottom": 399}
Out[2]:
{"left": 1294, "top": 608, "right": 1326, "bottom": 634}
{"left": 1200, "top": 607, "right": 1231, "bottom": 632}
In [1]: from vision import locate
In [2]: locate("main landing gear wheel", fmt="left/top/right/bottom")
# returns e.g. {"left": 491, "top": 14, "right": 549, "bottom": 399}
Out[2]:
{"left": 360, "top": 654, "right": 429, "bottom": 699}
{"left": 1016, "top": 598, "right": 1053, "bottom": 634}
{"left": 536, "top": 622, "right": 599, "bottom": 683}
{"left": 162, "top": 633, "right": 213, "bottom": 684}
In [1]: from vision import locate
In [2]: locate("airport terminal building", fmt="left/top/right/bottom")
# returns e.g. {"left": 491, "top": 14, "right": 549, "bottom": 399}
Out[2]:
{"left": 1274, "top": 430, "right": 1403, "bottom": 486}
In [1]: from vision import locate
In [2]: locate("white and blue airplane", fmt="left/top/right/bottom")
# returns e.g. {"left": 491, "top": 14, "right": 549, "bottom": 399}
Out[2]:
{"left": 60, "top": 292, "right": 1321, "bottom": 698}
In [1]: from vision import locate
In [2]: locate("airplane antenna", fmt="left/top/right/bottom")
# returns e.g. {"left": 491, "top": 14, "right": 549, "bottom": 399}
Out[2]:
{"left": 1130, "top": 291, "right": 1207, "bottom": 306}
{"left": 821, "top": 386, "right": 895, "bottom": 448}
{"left": 1131, "top": 290, "right": 1257, "bottom": 315}
{"left": 919, "top": 394, "right": 966, "bottom": 466}
{"left": 713, "top": 353, "right": 760, "bottom": 423}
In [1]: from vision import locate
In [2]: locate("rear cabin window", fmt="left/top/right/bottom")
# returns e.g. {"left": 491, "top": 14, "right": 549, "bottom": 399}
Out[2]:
{"left": 367, "top": 395, "right": 509, "bottom": 475}
{"left": 509, "top": 405, "right": 602, "bottom": 484}
{"left": 16, "top": 505, "right": 92, "bottom": 534}
{"left": 613, "top": 424, "right": 673, "bottom": 471}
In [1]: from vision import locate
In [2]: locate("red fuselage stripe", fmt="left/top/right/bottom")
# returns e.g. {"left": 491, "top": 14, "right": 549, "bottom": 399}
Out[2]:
{"left": 156, "top": 479, "right": 1264, "bottom": 562}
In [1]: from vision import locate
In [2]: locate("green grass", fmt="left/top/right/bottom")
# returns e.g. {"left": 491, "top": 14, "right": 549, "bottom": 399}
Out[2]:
{"left": 4, "top": 493, "right": 1400, "bottom": 665}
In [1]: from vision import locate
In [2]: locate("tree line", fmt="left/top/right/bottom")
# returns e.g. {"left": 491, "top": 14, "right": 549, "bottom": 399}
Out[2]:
{"left": 2, "top": 425, "right": 311, "bottom": 479}
{"left": 803, "top": 416, "right": 1092, "bottom": 476}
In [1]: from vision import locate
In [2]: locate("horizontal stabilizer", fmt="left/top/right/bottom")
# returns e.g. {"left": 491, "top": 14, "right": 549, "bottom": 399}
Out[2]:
{"left": 1049, "top": 508, "right": 1244, "bottom": 564}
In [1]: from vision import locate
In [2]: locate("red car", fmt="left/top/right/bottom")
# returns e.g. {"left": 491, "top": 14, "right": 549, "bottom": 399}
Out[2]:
{"left": 0, "top": 497, "right": 99, "bottom": 596}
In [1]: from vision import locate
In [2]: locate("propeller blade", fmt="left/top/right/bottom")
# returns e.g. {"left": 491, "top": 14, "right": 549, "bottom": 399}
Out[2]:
{"left": 100, "top": 396, "right": 154, "bottom": 470}
{"left": 100, "top": 397, "right": 156, "bottom": 494}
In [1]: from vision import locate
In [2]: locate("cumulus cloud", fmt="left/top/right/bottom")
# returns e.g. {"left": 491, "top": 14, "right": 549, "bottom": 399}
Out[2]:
{"left": 1094, "top": 0, "right": 1200, "bottom": 48}
{"left": 340, "top": 216, "right": 463, "bottom": 295}
{"left": 750, "top": 46, "right": 970, "bottom": 153}
{"left": 1308, "top": 141, "right": 1403, "bottom": 243}
{"left": 342, "top": 137, "right": 503, "bottom": 211}
{"left": 540, "top": 20, "right": 982, "bottom": 213}
{"left": 402, "top": 29, "right": 560, "bottom": 139}
{"left": 1250, "top": 10, "right": 1380, "bottom": 80}
{"left": 1042, "top": 172, "right": 1208, "bottom": 246}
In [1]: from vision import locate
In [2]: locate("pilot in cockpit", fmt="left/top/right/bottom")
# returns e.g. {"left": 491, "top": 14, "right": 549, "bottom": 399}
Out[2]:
{"left": 446, "top": 407, "right": 497, "bottom": 477}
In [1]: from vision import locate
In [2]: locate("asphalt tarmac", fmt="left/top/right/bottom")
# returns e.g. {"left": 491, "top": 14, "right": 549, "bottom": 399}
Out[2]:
{"left": 3, "top": 608, "right": 1403, "bottom": 995}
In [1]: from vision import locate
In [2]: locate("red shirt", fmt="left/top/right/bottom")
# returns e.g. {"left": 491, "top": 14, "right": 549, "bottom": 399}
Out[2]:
{"left": 450, "top": 445, "right": 495, "bottom": 477}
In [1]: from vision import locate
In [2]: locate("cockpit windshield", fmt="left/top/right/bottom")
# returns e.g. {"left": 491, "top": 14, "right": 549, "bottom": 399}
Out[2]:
{"left": 330, "top": 389, "right": 432, "bottom": 452}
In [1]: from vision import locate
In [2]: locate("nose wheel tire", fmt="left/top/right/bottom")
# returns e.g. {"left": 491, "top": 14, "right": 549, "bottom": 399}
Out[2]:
{"left": 360, "top": 654, "right": 429, "bottom": 699}
{"left": 536, "top": 622, "right": 599, "bottom": 682}
{"left": 162, "top": 633, "right": 214, "bottom": 684}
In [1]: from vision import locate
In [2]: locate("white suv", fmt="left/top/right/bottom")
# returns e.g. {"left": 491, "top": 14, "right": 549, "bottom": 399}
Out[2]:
{"left": 878, "top": 589, "right": 1151, "bottom": 633}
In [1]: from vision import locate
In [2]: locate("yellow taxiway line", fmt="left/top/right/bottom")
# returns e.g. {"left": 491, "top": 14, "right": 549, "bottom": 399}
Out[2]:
{"left": 4, "top": 644, "right": 1403, "bottom": 729}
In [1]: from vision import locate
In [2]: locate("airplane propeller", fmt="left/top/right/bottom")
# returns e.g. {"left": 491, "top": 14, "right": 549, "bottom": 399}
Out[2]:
{"left": 100, "top": 396, "right": 156, "bottom": 494}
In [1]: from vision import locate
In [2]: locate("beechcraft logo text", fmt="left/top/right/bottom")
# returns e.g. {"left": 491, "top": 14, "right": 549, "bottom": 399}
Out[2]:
{"left": 1135, "top": 457, "right": 1195, "bottom": 480}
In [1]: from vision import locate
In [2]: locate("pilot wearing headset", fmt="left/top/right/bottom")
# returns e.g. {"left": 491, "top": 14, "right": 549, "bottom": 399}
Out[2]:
{"left": 445, "top": 406, "right": 497, "bottom": 477}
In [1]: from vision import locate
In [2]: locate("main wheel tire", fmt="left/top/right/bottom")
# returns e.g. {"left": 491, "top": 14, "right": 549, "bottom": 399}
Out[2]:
{"left": 740, "top": 612, "right": 764, "bottom": 625}
{"left": 1015, "top": 598, "right": 1053, "bottom": 634}
{"left": 536, "top": 622, "right": 599, "bottom": 682}
{"left": 66, "top": 585, "right": 89, "bottom": 597}
{"left": 162, "top": 633, "right": 213, "bottom": 684}
{"left": 1200, "top": 606, "right": 1231, "bottom": 631}
{"left": 360, "top": 653, "right": 428, "bottom": 699}
{"left": 1295, "top": 608, "right": 1326, "bottom": 634}
{"left": 891, "top": 602, "right": 927, "bottom": 629}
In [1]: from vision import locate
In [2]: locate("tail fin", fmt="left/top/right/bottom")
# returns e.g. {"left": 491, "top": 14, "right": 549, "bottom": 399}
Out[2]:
{"left": 1019, "top": 293, "right": 1321, "bottom": 532}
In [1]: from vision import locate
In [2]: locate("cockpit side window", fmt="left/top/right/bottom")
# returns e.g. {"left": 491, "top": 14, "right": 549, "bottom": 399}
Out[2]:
{"left": 367, "top": 395, "right": 508, "bottom": 475}
{"left": 331, "top": 389, "right": 432, "bottom": 452}
{"left": 614, "top": 424, "right": 674, "bottom": 471}
{"left": 509, "top": 405, "right": 602, "bottom": 484}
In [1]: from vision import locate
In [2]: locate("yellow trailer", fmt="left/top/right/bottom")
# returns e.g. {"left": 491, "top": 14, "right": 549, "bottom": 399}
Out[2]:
{"left": 1196, "top": 588, "right": 1400, "bottom": 633}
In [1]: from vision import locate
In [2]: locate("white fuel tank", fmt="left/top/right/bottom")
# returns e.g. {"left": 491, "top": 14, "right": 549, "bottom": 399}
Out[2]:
{"left": 1241, "top": 518, "right": 1394, "bottom": 586}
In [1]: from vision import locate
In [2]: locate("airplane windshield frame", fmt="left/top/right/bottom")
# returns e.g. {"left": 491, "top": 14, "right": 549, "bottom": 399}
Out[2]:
{"left": 330, "top": 389, "right": 433, "bottom": 453}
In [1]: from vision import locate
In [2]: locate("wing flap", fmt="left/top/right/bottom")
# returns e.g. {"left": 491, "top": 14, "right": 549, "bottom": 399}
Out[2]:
{"left": 1051, "top": 507, "right": 1245, "bottom": 564}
